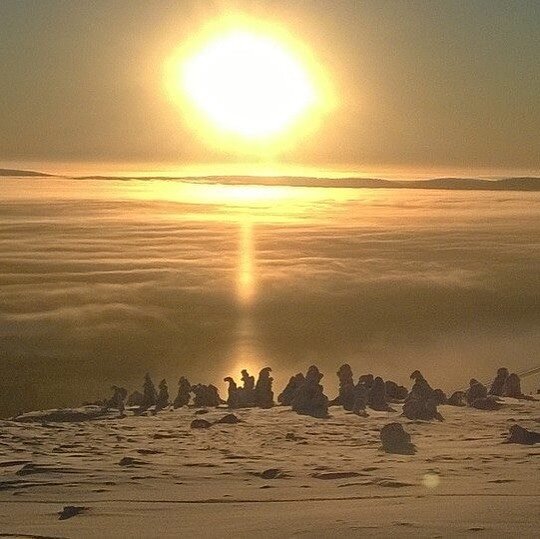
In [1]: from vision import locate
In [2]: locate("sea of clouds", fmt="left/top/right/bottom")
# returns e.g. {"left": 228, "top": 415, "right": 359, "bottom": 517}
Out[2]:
{"left": 1, "top": 178, "right": 539, "bottom": 415}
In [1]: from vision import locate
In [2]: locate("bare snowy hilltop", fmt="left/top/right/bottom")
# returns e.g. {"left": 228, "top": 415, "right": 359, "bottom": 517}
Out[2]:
{"left": 0, "top": 399, "right": 539, "bottom": 538}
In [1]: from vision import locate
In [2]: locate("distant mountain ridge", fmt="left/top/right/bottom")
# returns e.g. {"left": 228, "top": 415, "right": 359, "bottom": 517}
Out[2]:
{"left": 74, "top": 175, "right": 540, "bottom": 191}
{"left": 0, "top": 168, "right": 54, "bottom": 177}
{"left": 1, "top": 169, "right": 538, "bottom": 191}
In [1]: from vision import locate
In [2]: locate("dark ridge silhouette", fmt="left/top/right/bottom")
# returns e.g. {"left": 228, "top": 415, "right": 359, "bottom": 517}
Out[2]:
{"left": 2, "top": 167, "right": 537, "bottom": 190}
{"left": 69, "top": 175, "right": 540, "bottom": 191}
{"left": 0, "top": 168, "right": 56, "bottom": 177}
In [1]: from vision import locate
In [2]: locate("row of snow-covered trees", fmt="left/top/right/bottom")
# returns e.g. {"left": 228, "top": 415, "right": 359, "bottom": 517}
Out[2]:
{"left": 126, "top": 374, "right": 172, "bottom": 411}
{"left": 103, "top": 373, "right": 222, "bottom": 414}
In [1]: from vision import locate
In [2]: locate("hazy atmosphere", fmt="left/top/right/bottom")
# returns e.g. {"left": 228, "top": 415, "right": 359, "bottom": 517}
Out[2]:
{"left": 1, "top": 0, "right": 539, "bottom": 174}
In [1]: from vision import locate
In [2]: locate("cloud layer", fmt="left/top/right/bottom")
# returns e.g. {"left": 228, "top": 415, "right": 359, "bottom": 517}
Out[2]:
{"left": 1, "top": 179, "right": 539, "bottom": 415}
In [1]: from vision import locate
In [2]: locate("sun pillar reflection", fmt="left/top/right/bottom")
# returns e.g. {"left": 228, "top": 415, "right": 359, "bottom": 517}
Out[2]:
{"left": 231, "top": 219, "right": 262, "bottom": 377}
{"left": 238, "top": 220, "right": 254, "bottom": 305}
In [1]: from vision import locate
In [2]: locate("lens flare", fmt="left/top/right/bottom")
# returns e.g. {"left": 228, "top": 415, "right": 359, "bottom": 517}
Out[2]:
{"left": 422, "top": 473, "right": 441, "bottom": 489}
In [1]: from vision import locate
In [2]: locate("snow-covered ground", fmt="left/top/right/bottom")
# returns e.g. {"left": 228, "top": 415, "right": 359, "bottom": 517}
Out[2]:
{"left": 1, "top": 399, "right": 538, "bottom": 538}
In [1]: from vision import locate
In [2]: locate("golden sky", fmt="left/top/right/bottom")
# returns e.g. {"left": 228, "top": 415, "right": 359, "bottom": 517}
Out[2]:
{"left": 0, "top": 0, "right": 539, "bottom": 175}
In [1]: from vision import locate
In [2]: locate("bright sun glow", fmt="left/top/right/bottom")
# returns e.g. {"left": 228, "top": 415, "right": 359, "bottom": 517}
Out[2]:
{"left": 181, "top": 30, "right": 316, "bottom": 139}
{"left": 165, "top": 18, "right": 332, "bottom": 151}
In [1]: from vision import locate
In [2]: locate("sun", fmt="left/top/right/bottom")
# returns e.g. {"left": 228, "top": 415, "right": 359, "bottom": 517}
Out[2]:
{"left": 180, "top": 30, "right": 316, "bottom": 140}
{"left": 166, "top": 20, "right": 331, "bottom": 150}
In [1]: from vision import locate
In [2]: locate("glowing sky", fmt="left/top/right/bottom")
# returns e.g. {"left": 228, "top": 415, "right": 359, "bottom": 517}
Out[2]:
{"left": 0, "top": 0, "right": 539, "bottom": 174}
